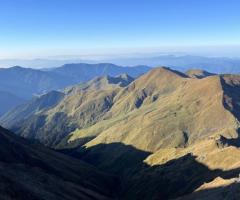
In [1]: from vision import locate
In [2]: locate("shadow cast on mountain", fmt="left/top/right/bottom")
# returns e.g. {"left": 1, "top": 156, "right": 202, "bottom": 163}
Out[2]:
{"left": 66, "top": 142, "right": 152, "bottom": 179}
{"left": 162, "top": 67, "right": 189, "bottom": 78}
{"left": 123, "top": 153, "right": 240, "bottom": 199}
{"left": 221, "top": 76, "right": 240, "bottom": 121}
{"left": 219, "top": 76, "right": 240, "bottom": 148}
{"left": 57, "top": 136, "right": 96, "bottom": 151}
{"left": 216, "top": 133, "right": 240, "bottom": 148}
{"left": 177, "top": 182, "right": 240, "bottom": 200}
{"left": 62, "top": 141, "right": 240, "bottom": 199}
{"left": 194, "top": 71, "right": 216, "bottom": 79}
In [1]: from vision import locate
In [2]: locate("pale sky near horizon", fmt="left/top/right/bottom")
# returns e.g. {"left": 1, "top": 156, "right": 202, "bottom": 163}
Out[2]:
{"left": 0, "top": 0, "right": 240, "bottom": 58}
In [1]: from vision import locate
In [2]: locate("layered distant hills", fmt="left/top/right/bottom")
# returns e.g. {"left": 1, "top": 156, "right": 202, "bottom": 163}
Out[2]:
{"left": 2, "top": 66, "right": 240, "bottom": 199}
{"left": 110, "top": 55, "right": 240, "bottom": 73}
{"left": 2, "top": 59, "right": 240, "bottom": 117}
{"left": 2, "top": 55, "right": 240, "bottom": 74}
{"left": 0, "top": 63, "right": 150, "bottom": 116}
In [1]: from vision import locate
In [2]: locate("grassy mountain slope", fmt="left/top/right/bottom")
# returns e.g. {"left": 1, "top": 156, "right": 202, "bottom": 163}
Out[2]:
{"left": 0, "top": 126, "right": 118, "bottom": 200}
{"left": 61, "top": 68, "right": 239, "bottom": 152}
{"left": 0, "top": 91, "right": 64, "bottom": 128}
{"left": 1, "top": 74, "right": 134, "bottom": 146}
{"left": 58, "top": 67, "right": 240, "bottom": 199}
{"left": 3, "top": 67, "right": 240, "bottom": 199}
{"left": 3, "top": 67, "right": 240, "bottom": 151}
{"left": 123, "top": 140, "right": 240, "bottom": 199}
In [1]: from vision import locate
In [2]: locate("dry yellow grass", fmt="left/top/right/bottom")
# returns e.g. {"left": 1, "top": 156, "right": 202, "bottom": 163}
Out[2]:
{"left": 77, "top": 69, "right": 239, "bottom": 153}
{"left": 145, "top": 138, "right": 240, "bottom": 170}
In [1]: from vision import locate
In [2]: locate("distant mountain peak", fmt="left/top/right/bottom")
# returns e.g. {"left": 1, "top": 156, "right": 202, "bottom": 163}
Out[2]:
{"left": 9, "top": 66, "right": 25, "bottom": 70}
{"left": 116, "top": 73, "right": 133, "bottom": 80}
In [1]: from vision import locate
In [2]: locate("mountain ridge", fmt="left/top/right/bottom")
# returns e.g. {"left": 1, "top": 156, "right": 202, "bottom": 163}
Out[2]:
{"left": 0, "top": 73, "right": 134, "bottom": 146}
{"left": 3, "top": 66, "right": 239, "bottom": 150}
{"left": 0, "top": 63, "right": 150, "bottom": 116}
{"left": 2, "top": 66, "right": 240, "bottom": 199}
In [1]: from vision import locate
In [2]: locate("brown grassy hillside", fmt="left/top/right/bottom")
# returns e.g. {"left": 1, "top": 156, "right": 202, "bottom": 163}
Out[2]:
{"left": 1, "top": 74, "right": 134, "bottom": 146}
{"left": 3, "top": 67, "right": 240, "bottom": 199}
{"left": 63, "top": 68, "right": 239, "bottom": 152}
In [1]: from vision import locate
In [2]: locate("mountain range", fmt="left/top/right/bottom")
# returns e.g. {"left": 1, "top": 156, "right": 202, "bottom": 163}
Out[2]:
{"left": 108, "top": 55, "right": 240, "bottom": 73}
{"left": 0, "top": 63, "right": 150, "bottom": 116}
{"left": 2, "top": 57, "right": 240, "bottom": 117}
{"left": 2, "top": 66, "right": 240, "bottom": 199}
{"left": 2, "top": 55, "right": 240, "bottom": 73}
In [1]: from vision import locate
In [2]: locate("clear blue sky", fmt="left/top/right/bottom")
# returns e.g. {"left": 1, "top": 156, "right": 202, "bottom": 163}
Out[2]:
{"left": 0, "top": 0, "right": 240, "bottom": 58}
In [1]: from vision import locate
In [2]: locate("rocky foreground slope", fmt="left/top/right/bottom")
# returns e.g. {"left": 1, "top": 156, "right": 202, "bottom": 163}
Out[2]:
{"left": 2, "top": 67, "right": 240, "bottom": 199}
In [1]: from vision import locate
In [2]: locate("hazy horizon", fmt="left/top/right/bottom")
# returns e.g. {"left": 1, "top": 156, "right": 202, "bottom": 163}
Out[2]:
{"left": 1, "top": 45, "right": 240, "bottom": 69}
{"left": 1, "top": 0, "right": 240, "bottom": 60}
